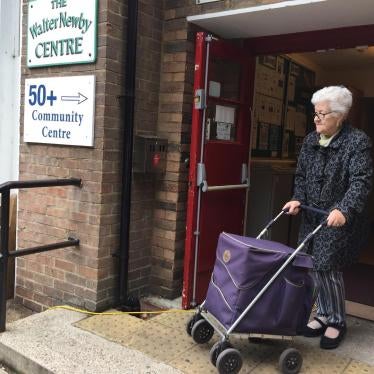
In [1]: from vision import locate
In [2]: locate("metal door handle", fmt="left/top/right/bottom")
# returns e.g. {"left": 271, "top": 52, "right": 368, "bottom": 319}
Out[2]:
{"left": 196, "top": 163, "right": 249, "bottom": 192}
{"left": 204, "top": 183, "right": 249, "bottom": 192}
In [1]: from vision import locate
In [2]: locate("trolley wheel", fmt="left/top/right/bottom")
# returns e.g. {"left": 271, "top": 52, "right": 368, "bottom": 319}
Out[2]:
{"left": 216, "top": 348, "right": 243, "bottom": 374}
{"left": 209, "top": 341, "right": 231, "bottom": 367}
{"left": 186, "top": 314, "right": 203, "bottom": 336}
{"left": 279, "top": 348, "right": 303, "bottom": 374}
{"left": 191, "top": 319, "right": 214, "bottom": 344}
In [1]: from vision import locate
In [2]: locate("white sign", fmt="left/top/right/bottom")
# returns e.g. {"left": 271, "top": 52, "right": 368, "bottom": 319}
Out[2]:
{"left": 24, "top": 75, "right": 95, "bottom": 147}
{"left": 27, "top": 0, "right": 97, "bottom": 68}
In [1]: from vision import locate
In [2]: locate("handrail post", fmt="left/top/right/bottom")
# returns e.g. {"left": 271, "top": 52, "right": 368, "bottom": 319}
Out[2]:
{"left": 0, "top": 178, "right": 82, "bottom": 332}
{"left": 0, "top": 190, "right": 10, "bottom": 332}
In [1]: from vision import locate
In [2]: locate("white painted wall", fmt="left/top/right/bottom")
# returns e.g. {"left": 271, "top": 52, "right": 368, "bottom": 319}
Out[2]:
{"left": 289, "top": 52, "right": 374, "bottom": 97}
{"left": 317, "top": 68, "right": 374, "bottom": 97}
{"left": 0, "top": 0, "right": 21, "bottom": 184}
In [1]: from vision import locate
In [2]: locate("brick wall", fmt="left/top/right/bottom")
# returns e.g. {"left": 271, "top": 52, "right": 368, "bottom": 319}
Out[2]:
{"left": 150, "top": 0, "right": 290, "bottom": 298}
{"left": 17, "top": 0, "right": 128, "bottom": 312}
{"left": 127, "top": 0, "right": 164, "bottom": 296}
{"left": 16, "top": 0, "right": 291, "bottom": 310}
{"left": 17, "top": 0, "right": 166, "bottom": 310}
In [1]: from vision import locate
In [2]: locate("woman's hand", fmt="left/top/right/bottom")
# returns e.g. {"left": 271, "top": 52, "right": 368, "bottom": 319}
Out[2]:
{"left": 327, "top": 209, "right": 346, "bottom": 227}
{"left": 282, "top": 200, "right": 301, "bottom": 215}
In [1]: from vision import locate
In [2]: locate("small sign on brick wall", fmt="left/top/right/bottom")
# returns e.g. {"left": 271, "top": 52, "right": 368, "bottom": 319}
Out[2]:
{"left": 24, "top": 75, "right": 95, "bottom": 147}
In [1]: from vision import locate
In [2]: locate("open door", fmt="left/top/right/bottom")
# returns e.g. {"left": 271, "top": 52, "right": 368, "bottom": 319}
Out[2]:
{"left": 183, "top": 32, "right": 253, "bottom": 308}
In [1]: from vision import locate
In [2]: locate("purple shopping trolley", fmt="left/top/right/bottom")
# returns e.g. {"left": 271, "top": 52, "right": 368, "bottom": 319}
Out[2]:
{"left": 186, "top": 205, "right": 328, "bottom": 374}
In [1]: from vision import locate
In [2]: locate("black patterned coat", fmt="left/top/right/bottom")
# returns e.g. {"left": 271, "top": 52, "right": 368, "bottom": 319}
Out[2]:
{"left": 292, "top": 123, "right": 373, "bottom": 271}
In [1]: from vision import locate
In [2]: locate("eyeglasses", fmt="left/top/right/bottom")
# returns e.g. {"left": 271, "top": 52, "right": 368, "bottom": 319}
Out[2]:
{"left": 313, "top": 111, "right": 336, "bottom": 120}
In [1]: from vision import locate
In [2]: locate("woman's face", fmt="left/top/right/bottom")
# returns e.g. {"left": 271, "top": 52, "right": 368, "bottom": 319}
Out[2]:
{"left": 314, "top": 101, "right": 344, "bottom": 136}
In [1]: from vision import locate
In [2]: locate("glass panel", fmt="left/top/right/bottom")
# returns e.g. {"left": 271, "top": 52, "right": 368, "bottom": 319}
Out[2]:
{"left": 209, "top": 57, "right": 241, "bottom": 101}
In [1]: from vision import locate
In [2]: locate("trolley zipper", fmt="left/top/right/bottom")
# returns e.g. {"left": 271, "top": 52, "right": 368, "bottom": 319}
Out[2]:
{"left": 216, "top": 253, "right": 281, "bottom": 290}
{"left": 210, "top": 274, "right": 234, "bottom": 312}
{"left": 284, "top": 277, "right": 304, "bottom": 288}
{"left": 222, "top": 232, "right": 310, "bottom": 259}
{"left": 218, "top": 233, "right": 312, "bottom": 289}
{"left": 222, "top": 232, "right": 284, "bottom": 254}
{"left": 216, "top": 257, "right": 242, "bottom": 290}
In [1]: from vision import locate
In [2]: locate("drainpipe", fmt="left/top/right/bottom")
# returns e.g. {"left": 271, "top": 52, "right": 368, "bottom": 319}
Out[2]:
{"left": 117, "top": 0, "right": 140, "bottom": 311}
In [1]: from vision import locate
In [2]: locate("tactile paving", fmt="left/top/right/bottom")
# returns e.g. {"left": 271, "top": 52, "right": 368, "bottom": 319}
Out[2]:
{"left": 75, "top": 313, "right": 145, "bottom": 344}
{"left": 150, "top": 310, "right": 192, "bottom": 330}
{"left": 344, "top": 360, "right": 374, "bottom": 374}
{"left": 74, "top": 310, "right": 374, "bottom": 374}
{"left": 251, "top": 339, "right": 352, "bottom": 374}
{"left": 296, "top": 348, "right": 350, "bottom": 374}
{"left": 120, "top": 320, "right": 195, "bottom": 362}
{"left": 169, "top": 343, "right": 218, "bottom": 374}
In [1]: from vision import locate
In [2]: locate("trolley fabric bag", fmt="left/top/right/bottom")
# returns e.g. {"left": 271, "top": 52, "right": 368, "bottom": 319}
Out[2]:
{"left": 204, "top": 232, "right": 317, "bottom": 336}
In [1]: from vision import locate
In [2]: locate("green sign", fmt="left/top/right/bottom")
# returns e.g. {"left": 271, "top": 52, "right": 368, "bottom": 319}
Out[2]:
{"left": 27, "top": 0, "right": 98, "bottom": 68}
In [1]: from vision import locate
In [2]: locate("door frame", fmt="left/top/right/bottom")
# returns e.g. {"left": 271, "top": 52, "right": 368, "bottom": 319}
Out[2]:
{"left": 183, "top": 24, "right": 374, "bottom": 315}
{"left": 245, "top": 24, "right": 374, "bottom": 55}
{"left": 182, "top": 32, "right": 255, "bottom": 308}
{"left": 183, "top": 32, "right": 206, "bottom": 309}
{"left": 245, "top": 24, "right": 374, "bottom": 320}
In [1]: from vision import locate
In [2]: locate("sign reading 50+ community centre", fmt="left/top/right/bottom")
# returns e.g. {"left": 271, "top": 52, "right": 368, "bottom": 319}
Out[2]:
{"left": 24, "top": 76, "right": 95, "bottom": 147}
{"left": 27, "top": 0, "right": 98, "bottom": 68}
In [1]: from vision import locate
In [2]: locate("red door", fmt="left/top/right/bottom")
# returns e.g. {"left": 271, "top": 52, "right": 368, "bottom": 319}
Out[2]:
{"left": 183, "top": 33, "right": 254, "bottom": 308}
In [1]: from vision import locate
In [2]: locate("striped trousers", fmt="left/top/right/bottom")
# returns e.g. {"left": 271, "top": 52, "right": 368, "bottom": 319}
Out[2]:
{"left": 314, "top": 270, "right": 346, "bottom": 325}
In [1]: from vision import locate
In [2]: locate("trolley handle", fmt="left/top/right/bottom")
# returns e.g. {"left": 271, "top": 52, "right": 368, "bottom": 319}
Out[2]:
{"left": 282, "top": 204, "right": 329, "bottom": 216}
{"left": 257, "top": 204, "right": 329, "bottom": 239}
{"left": 256, "top": 210, "right": 287, "bottom": 239}
{"left": 299, "top": 204, "right": 329, "bottom": 216}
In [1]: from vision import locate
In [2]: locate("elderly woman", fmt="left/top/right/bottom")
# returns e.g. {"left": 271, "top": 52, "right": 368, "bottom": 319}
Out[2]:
{"left": 283, "top": 86, "right": 373, "bottom": 349}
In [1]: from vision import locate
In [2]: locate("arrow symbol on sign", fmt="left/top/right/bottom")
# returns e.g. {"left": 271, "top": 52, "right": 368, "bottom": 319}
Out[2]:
{"left": 61, "top": 92, "right": 88, "bottom": 104}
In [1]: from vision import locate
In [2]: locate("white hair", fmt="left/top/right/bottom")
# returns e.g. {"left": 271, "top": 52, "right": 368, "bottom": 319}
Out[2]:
{"left": 311, "top": 86, "right": 352, "bottom": 116}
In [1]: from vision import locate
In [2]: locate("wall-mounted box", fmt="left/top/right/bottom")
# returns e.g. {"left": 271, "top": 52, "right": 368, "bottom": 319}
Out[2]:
{"left": 133, "top": 135, "right": 167, "bottom": 173}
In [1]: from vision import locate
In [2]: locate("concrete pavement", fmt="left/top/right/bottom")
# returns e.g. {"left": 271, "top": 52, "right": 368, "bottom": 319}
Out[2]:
{"left": 0, "top": 299, "right": 372, "bottom": 373}
{"left": 0, "top": 308, "right": 180, "bottom": 374}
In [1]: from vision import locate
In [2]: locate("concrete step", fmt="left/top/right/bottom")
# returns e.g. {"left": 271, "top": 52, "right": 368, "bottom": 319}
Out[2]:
{"left": 0, "top": 309, "right": 181, "bottom": 374}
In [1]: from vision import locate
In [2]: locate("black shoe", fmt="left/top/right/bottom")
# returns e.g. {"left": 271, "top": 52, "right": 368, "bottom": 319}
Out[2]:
{"left": 303, "top": 317, "right": 327, "bottom": 337}
{"left": 320, "top": 322, "right": 347, "bottom": 349}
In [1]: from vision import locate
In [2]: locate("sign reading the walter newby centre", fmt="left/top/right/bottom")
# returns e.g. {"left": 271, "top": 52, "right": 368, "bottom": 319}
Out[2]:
{"left": 27, "top": 0, "right": 98, "bottom": 68}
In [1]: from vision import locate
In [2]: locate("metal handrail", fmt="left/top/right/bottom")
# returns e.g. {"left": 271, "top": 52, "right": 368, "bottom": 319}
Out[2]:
{"left": 0, "top": 178, "right": 82, "bottom": 192}
{"left": 0, "top": 178, "right": 82, "bottom": 332}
